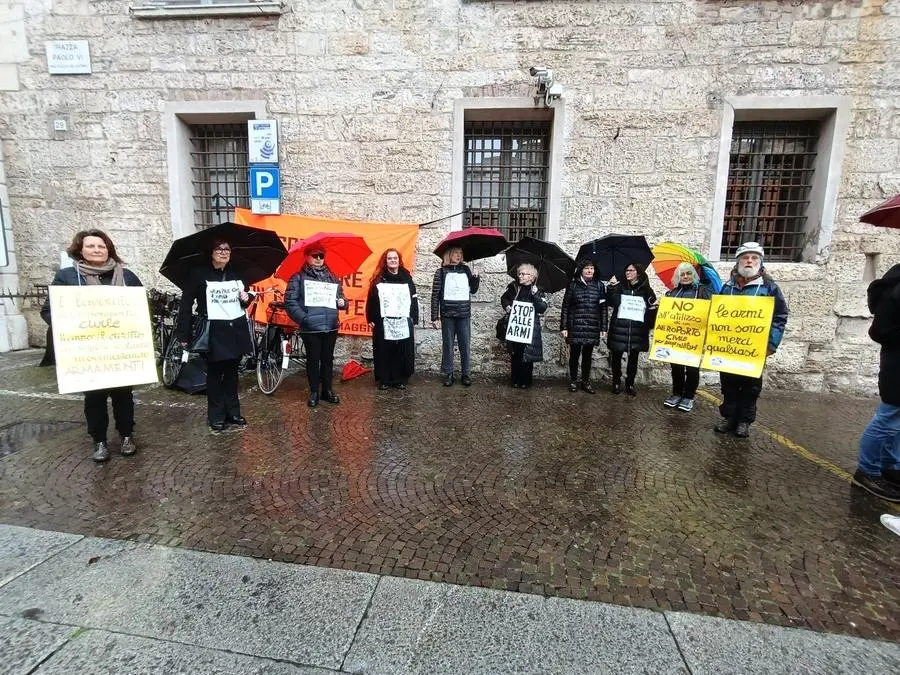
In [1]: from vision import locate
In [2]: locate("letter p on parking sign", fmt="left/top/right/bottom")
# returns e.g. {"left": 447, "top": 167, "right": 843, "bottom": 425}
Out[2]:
{"left": 249, "top": 166, "right": 281, "bottom": 215}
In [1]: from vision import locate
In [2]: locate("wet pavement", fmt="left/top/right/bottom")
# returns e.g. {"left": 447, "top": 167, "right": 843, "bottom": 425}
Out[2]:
{"left": 0, "top": 349, "right": 898, "bottom": 643}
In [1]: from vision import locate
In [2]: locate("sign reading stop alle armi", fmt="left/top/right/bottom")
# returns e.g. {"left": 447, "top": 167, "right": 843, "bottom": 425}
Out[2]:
{"left": 45, "top": 41, "right": 92, "bottom": 75}
{"left": 49, "top": 286, "right": 158, "bottom": 394}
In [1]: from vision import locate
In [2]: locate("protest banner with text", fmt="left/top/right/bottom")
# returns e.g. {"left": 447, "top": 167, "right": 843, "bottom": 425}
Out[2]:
{"left": 649, "top": 296, "right": 710, "bottom": 368}
{"left": 700, "top": 295, "right": 774, "bottom": 378}
{"left": 49, "top": 286, "right": 157, "bottom": 394}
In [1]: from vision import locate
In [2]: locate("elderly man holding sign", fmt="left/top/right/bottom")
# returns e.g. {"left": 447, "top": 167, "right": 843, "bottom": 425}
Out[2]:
{"left": 501, "top": 263, "right": 549, "bottom": 389}
{"left": 707, "top": 242, "right": 788, "bottom": 438}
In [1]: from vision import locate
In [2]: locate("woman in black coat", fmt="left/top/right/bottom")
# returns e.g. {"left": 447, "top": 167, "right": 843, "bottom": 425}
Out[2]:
{"left": 560, "top": 258, "right": 608, "bottom": 394}
{"left": 501, "top": 263, "right": 549, "bottom": 389}
{"left": 366, "top": 248, "right": 418, "bottom": 390}
{"left": 607, "top": 262, "right": 657, "bottom": 396}
{"left": 41, "top": 229, "right": 143, "bottom": 463}
{"left": 176, "top": 238, "right": 253, "bottom": 432}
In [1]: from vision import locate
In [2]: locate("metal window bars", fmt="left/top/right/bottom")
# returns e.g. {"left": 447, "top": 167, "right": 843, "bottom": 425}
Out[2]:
{"left": 724, "top": 120, "right": 820, "bottom": 262}
{"left": 190, "top": 124, "right": 250, "bottom": 229}
{"left": 463, "top": 119, "right": 551, "bottom": 241}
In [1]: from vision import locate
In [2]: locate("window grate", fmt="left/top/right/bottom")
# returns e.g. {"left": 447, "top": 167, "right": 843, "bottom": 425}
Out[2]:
{"left": 723, "top": 120, "right": 819, "bottom": 262}
{"left": 189, "top": 123, "right": 250, "bottom": 229}
{"left": 463, "top": 119, "right": 551, "bottom": 241}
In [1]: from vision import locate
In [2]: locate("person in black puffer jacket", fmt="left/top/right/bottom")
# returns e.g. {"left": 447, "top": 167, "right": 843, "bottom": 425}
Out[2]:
{"left": 606, "top": 262, "right": 657, "bottom": 396}
{"left": 430, "top": 246, "right": 479, "bottom": 387}
{"left": 661, "top": 263, "right": 712, "bottom": 413}
{"left": 285, "top": 245, "right": 347, "bottom": 408}
{"left": 560, "top": 258, "right": 608, "bottom": 394}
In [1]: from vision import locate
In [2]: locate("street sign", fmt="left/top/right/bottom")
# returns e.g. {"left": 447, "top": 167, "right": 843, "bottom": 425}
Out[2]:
{"left": 249, "top": 165, "right": 281, "bottom": 215}
{"left": 248, "top": 120, "right": 278, "bottom": 163}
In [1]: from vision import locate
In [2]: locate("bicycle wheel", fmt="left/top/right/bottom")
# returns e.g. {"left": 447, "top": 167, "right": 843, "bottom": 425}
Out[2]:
{"left": 256, "top": 326, "right": 286, "bottom": 395}
{"left": 161, "top": 335, "right": 184, "bottom": 388}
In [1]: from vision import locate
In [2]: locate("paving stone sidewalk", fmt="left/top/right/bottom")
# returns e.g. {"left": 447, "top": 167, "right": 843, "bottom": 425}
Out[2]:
{"left": 0, "top": 349, "right": 898, "bottom": 647}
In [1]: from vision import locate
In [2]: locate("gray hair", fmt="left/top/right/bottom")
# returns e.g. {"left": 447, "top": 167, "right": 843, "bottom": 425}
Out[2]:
{"left": 674, "top": 262, "right": 698, "bottom": 284}
{"left": 517, "top": 263, "right": 538, "bottom": 279}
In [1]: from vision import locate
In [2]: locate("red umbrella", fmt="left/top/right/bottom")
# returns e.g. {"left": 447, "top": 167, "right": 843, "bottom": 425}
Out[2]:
{"left": 433, "top": 228, "right": 508, "bottom": 261}
{"left": 275, "top": 232, "right": 372, "bottom": 281}
{"left": 860, "top": 194, "right": 900, "bottom": 229}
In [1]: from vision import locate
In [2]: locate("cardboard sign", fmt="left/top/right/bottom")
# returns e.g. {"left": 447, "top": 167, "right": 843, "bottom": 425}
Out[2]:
{"left": 701, "top": 295, "right": 774, "bottom": 378}
{"left": 383, "top": 317, "right": 410, "bottom": 341}
{"left": 618, "top": 294, "right": 646, "bottom": 323}
{"left": 505, "top": 301, "right": 535, "bottom": 344}
{"left": 206, "top": 280, "right": 244, "bottom": 321}
{"left": 304, "top": 280, "right": 338, "bottom": 308}
{"left": 649, "top": 297, "right": 711, "bottom": 368}
{"left": 49, "top": 286, "right": 157, "bottom": 394}
{"left": 377, "top": 283, "right": 411, "bottom": 318}
{"left": 442, "top": 271, "right": 470, "bottom": 302}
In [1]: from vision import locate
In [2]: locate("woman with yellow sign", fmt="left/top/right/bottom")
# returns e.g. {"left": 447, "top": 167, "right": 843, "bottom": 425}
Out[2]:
{"left": 606, "top": 263, "right": 657, "bottom": 396}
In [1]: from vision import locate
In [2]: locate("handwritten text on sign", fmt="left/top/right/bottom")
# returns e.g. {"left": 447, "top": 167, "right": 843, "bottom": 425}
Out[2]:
{"left": 443, "top": 272, "right": 470, "bottom": 302}
{"left": 383, "top": 317, "right": 410, "bottom": 341}
{"left": 649, "top": 297, "right": 710, "bottom": 368}
{"left": 505, "top": 301, "right": 535, "bottom": 344}
{"left": 618, "top": 294, "right": 646, "bottom": 323}
{"left": 304, "top": 280, "right": 338, "bottom": 308}
{"left": 377, "top": 283, "right": 411, "bottom": 318}
{"left": 700, "top": 295, "right": 774, "bottom": 378}
{"left": 206, "top": 280, "right": 244, "bottom": 321}
{"left": 49, "top": 286, "right": 157, "bottom": 394}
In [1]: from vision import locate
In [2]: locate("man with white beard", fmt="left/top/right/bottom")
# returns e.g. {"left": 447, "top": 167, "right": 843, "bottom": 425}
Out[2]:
{"left": 713, "top": 242, "right": 789, "bottom": 438}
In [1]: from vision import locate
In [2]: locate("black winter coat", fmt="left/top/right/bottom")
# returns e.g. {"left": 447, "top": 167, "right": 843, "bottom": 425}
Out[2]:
{"left": 867, "top": 263, "right": 900, "bottom": 406}
{"left": 430, "top": 264, "right": 479, "bottom": 320}
{"left": 560, "top": 277, "right": 608, "bottom": 346}
{"left": 665, "top": 282, "right": 712, "bottom": 301}
{"left": 366, "top": 268, "right": 419, "bottom": 329}
{"left": 285, "top": 264, "right": 346, "bottom": 333}
{"left": 606, "top": 279, "right": 657, "bottom": 353}
{"left": 41, "top": 266, "right": 143, "bottom": 325}
{"left": 501, "top": 282, "right": 549, "bottom": 363}
{"left": 175, "top": 264, "right": 253, "bottom": 363}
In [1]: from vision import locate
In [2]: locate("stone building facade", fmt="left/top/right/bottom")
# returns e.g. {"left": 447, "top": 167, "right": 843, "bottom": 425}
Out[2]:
{"left": 0, "top": 0, "right": 898, "bottom": 393}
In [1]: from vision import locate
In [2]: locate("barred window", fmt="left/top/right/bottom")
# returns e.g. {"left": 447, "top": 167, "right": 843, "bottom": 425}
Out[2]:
{"left": 463, "top": 119, "right": 551, "bottom": 241}
{"left": 189, "top": 124, "right": 250, "bottom": 229}
{"left": 723, "top": 121, "right": 820, "bottom": 262}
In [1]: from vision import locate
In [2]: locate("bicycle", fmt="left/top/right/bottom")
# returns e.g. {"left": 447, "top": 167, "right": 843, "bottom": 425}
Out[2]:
{"left": 148, "top": 289, "right": 184, "bottom": 388}
{"left": 247, "top": 287, "right": 306, "bottom": 395}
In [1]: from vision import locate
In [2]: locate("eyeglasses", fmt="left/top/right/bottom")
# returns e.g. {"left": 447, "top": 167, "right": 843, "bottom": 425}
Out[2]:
{"left": 310, "top": 252, "right": 325, "bottom": 260}
{"left": 214, "top": 247, "right": 231, "bottom": 253}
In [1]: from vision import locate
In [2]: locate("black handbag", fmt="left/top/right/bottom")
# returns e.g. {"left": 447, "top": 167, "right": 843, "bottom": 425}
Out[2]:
{"left": 189, "top": 315, "right": 210, "bottom": 353}
{"left": 495, "top": 314, "right": 509, "bottom": 342}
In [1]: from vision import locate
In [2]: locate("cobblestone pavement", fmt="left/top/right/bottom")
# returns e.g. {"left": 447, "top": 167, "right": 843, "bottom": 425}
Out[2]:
{"left": 0, "top": 350, "right": 898, "bottom": 643}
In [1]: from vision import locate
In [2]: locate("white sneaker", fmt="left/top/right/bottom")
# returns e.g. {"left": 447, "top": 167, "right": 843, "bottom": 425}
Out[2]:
{"left": 664, "top": 395, "right": 682, "bottom": 408}
{"left": 881, "top": 514, "right": 900, "bottom": 538}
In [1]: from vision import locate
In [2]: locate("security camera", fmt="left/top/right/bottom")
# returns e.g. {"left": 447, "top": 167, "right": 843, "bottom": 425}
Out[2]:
{"left": 529, "top": 66, "right": 549, "bottom": 78}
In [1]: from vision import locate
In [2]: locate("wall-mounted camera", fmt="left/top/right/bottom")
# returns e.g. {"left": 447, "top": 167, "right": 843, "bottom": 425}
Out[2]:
{"left": 529, "top": 66, "right": 562, "bottom": 107}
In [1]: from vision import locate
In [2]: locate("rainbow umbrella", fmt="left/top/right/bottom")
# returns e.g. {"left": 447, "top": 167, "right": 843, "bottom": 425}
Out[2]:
{"left": 651, "top": 242, "right": 723, "bottom": 292}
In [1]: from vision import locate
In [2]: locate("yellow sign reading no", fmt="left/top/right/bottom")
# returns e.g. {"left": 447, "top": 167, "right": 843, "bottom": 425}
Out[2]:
{"left": 700, "top": 295, "right": 774, "bottom": 378}
{"left": 49, "top": 286, "right": 158, "bottom": 394}
{"left": 649, "top": 297, "right": 710, "bottom": 368}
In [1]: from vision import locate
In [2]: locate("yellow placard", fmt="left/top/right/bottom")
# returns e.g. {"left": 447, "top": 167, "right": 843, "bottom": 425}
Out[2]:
{"left": 700, "top": 295, "right": 775, "bottom": 378}
{"left": 49, "top": 286, "right": 158, "bottom": 394}
{"left": 649, "top": 297, "right": 710, "bottom": 367}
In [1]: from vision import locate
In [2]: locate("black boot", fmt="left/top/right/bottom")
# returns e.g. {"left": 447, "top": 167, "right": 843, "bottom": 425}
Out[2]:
{"left": 625, "top": 381, "right": 637, "bottom": 397}
{"left": 611, "top": 379, "right": 621, "bottom": 395}
{"left": 307, "top": 393, "right": 319, "bottom": 408}
{"left": 569, "top": 381, "right": 578, "bottom": 393}
{"left": 321, "top": 390, "right": 340, "bottom": 404}
{"left": 735, "top": 422, "right": 751, "bottom": 438}
{"left": 714, "top": 419, "right": 735, "bottom": 434}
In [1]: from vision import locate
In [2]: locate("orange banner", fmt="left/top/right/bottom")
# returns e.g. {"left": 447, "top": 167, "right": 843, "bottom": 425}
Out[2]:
{"left": 234, "top": 208, "right": 420, "bottom": 336}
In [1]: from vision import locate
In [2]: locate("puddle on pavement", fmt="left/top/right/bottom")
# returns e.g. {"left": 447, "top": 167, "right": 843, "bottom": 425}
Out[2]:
{"left": 0, "top": 421, "right": 81, "bottom": 458}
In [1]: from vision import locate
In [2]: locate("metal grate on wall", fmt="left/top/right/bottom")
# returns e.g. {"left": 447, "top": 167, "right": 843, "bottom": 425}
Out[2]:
{"left": 463, "top": 119, "right": 551, "bottom": 241}
{"left": 723, "top": 120, "right": 820, "bottom": 262}
{"left": 190, "top": 124, "right": 250, "bottom": 229}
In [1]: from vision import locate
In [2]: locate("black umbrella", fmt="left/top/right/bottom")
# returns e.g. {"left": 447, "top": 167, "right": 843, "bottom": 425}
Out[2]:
{"left": 505, "top": 236, "right": 576, "bottom": 294}
{"left": 576, "top": 234, "right": 653, "bottom": 281}
{"left": 159, "top": 222, "right": 288, "bottom": 290}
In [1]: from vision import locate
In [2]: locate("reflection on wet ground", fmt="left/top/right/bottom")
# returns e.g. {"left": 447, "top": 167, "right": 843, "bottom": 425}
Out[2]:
{"left": 0, "top": 350, "right": 897, "bottom": 641}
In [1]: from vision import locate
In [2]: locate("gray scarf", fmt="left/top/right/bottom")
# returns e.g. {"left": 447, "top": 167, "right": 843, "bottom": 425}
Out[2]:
{"left": 76, "top": 259, "right": 125, "bottom": 286}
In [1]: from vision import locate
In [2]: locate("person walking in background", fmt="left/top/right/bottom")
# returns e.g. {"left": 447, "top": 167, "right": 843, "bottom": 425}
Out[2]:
{"left": 285, "top": 244, "right": 347, "bottom": 408}
{"left": 366, "top": 248, "right": 419, "bottom": 390}
{"left": 430, "top": 246, "right": 479, "bottom": 387}
{"left": 606, "top": 263, "right": 657, "bottom": 396}
{"left": 852, "top": 263, "right": 900, "bottom": 502}
{"left": 501, "top": 263, "right": 549, "bottom": 389}
{"left": 713, "top": 242, "right": 788, "bottom": 439}
{"left": 662, "top": 262, "right": 712, "bottom": 412}
{"left": 560, "top": 259, "right": 607, "bottom": 394}
{"left": 41, "top": 229, "right": 143, "bottom": 462}
{"left": 176, "top": 238, "right": 253, "bottom": 433}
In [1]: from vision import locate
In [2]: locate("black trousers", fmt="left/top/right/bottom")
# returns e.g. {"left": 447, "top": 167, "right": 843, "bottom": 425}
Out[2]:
{"left": 568, "top": 344, "right": 594, "bottom": 382}
{"left": 84, "top": 387, "right": 134, "bottom": 443}
{"left": 719, "top": 373, "right": 764, "bottom": 424}
{"left": 301, "top": 331, "right": 338, "bottom": 394}
{"left": 510, "top": 344, "right": 534, "bottom": 386}
{"left": 207, "top": 358, "right": 241, "bottom": 425}
{"left": 610, "top": 349, "right": 639, "bottom": 386}
{"left": 671, "top": 364, "right": 700, "bottom": 399}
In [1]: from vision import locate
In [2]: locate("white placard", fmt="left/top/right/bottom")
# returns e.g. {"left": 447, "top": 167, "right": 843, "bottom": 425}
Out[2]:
{"left": 248, "top": 119, "right": 278, "bottom": 163}
{"left": 206, "top": 280, "right": 244, "bottom": 321}
{"left": 304, "top": 280, "right": 338, "bottom": 308}
{"left": 46, "top": 41, "right": 92, "bottom": 75}
{"left": 505, "top": 300, "right": 535, "bottom": 344}
{"left": 377, "top": 283, "right": 411, "bottom": 318}
{"left": 618, "top": 294, "right": 646, "bottom": 323}
{"left": 442, "top": 271, "right": 470, "bottom": 302}
{"left": 383, "top": 317, "right": 410, "bottom": 341}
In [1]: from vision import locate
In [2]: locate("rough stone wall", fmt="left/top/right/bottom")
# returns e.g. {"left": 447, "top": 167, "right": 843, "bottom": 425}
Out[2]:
{"left": 0, "top": 0, "right": 898, "bottom": 392}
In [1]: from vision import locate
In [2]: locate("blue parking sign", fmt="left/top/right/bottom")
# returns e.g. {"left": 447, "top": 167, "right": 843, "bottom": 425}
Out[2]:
{"left": 249, "top": 165, "right": 281, "bottom": 215}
